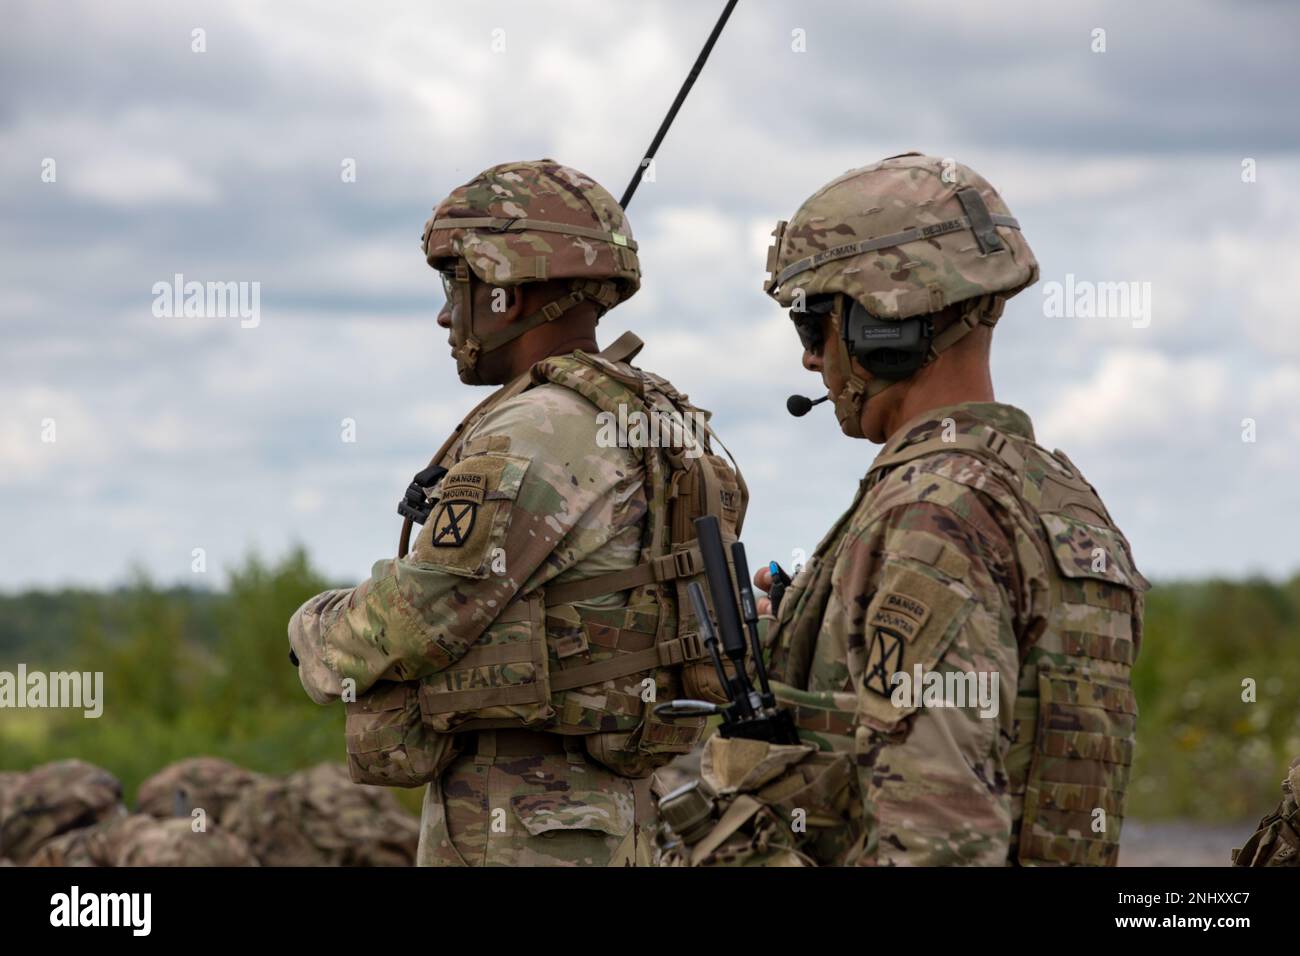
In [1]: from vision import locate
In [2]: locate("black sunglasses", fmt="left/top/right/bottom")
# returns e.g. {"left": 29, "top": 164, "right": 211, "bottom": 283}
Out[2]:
{"left": 789, "top": 295, "right": 838, "bottom": 353}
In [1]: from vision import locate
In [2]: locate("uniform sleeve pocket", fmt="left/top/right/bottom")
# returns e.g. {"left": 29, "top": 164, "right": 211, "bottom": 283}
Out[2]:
{"left": 1017, "top": 664, "right": 1137, "bottom": 866}
{"left": 854, "top": 562, "right": 974, "bottom": 732}
{"left": 1040, "top": 513, "right": 1149, "bottom": 591}
{"left": 413, "top": 452, "right": 530, "bottom": 578}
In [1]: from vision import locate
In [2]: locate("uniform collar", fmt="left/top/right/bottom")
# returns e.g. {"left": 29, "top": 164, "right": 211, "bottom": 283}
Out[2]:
{"left": 875, "top": 401, "right": 1035, "bottom": 462}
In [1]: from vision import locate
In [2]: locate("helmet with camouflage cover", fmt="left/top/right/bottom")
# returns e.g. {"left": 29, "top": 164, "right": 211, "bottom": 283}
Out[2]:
{"left": 764, "top": 152, "right": 1038, "bottom": 437}
{"left": 422, "top": 159, "right": 641, "bottom": 384}
{"left": 0, "top": 760, "right": 125, "bottom": 863}
{"left": 27, "top": 814, "right": 259, "bottom": 867}
{"left": 222, "top": 763, "right": 418, "bottom": 866}
{"left": 136, "top": 756, "right": 264, "bottom": 822}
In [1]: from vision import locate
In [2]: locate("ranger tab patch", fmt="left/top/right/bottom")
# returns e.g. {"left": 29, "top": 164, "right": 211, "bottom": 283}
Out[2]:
{"left": 868, "top": 590, "right": 932, "bottom": 642}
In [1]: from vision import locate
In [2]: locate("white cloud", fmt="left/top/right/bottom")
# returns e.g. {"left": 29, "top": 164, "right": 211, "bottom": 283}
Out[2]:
{"left": 1038, "top": 349, "right": 1228, "bottom": 448}
{"left": 71, "top": 150, "right": 220, "bottom": 206}
{"left": 0, "top": 388, "right": 113, "bottom": 481}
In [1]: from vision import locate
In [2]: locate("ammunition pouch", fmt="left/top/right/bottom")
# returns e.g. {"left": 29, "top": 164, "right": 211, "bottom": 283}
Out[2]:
{"left": 344, "top": 681, "right": 462, "bottom": 788}
{"left": 658, "top": 729, "right": 859, "bottom": 867}
{"left": 418, "top": 592, "right": 554, "bottom": 732}
{"left": 1015, "top": 663, "right": 1137, "bottom": 866}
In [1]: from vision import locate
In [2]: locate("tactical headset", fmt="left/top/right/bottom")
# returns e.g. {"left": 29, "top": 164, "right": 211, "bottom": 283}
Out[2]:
{"left": 793, "top": 294, "right": 934, "bottom": 380}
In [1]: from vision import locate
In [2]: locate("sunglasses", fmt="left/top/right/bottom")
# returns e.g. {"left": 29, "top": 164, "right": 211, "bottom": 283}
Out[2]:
{"left": 789, "top": 295, "right": 838, "bottom": 353}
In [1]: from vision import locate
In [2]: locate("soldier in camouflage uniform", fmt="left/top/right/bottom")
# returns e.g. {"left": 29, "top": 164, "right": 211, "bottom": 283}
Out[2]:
{"left": 662, "top": 152, "right": 1148, "bottom": 866}
{"left": 290, "top": 160, "right": 747, "bottom": 867}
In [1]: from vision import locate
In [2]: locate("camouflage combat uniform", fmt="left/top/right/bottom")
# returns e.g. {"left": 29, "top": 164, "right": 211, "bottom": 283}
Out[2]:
{"left": 770, "top": 154, "right": 1148, "bottom": 866}
{"left": 662, "top": 153, "right": 1147, "bottom": 867}
{"left": 291, "top": 161, "right": 745, "bottom": 866}
{"left": 769, "top": 402, "right": 1148, "bottom": 864}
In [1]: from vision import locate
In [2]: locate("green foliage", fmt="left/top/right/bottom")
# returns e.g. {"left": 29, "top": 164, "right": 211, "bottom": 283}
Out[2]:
{"left": 2, "top": 557, "right": 1297, "bottom": 821}
{"left": 1126, "top": 575, "right": 1300, "bottom": 820}
{"left": 0, "top": 583, "right": 221, "bottom": 665}
{"left": 0, "top": 548, "right": 343, "bottom": 802}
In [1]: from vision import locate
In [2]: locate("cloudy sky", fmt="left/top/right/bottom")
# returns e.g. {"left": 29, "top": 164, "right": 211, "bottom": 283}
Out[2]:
{"left": 2, "top": 0, "right": 1298, "bottom": 590}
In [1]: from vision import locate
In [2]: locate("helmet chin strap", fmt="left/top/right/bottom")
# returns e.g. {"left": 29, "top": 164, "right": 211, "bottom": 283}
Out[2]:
{"left": 448, "top": 260, "right": 485, "bottom": 384}
{"left": 826, "top": 303, "right": 895, "bottom": 439}
{"left": 825, "top": 293, "right": 1004, "bottom": 439}
{"left": 449, "top": 258, "right": 619, "bottom": 385}
{"left": 924, "top": 293, "right": 1004, "bottom": 363}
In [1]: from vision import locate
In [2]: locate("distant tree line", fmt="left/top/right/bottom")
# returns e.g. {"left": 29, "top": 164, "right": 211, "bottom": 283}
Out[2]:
{"left": 1, "top": 551, "right": 1297, "bottom": 820}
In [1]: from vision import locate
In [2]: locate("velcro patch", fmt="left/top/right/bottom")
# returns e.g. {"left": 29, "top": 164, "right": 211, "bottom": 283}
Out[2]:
{"left": 461, "top": 434, "right": 512, "bottom": 457}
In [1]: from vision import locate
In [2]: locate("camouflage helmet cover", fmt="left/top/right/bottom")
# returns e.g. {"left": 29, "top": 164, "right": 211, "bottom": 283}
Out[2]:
{"left": 422, "top": 158, "right": 641, "bottom": 301}
{"left": 765, "top": 152, "right": 1038, "bottom": 317}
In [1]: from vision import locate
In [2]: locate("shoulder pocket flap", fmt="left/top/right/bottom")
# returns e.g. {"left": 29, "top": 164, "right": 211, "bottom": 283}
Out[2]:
{"left": 510, "top": 789, "right": 633, "bottom": 838}
{"left": 415, "top": 452, "right": 530, "bottom": 578}
{"left": 1040, "top": 513, "right": 1147, "bottom": 591}
{"left": 856, "top": 563, "right": 974, "bottom": 731}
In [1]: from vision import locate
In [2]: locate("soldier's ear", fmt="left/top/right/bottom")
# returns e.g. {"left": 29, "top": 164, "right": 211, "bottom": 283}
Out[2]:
{"left": 501, "top": 286, "right": 526, "bottom": 323}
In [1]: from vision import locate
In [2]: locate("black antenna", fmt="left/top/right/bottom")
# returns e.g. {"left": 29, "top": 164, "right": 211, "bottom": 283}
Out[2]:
{"left": 618, "top": 0, "right": 739, "bottom": 209}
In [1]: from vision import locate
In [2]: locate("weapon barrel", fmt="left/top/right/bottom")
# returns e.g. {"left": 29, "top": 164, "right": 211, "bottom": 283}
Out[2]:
{"left": 694, "top": 515, "right": 756, "bottom": 717}
{"left": 686, "top": 580, "right": 733, "bottom": 721}
{"left": 694, "top": 516, "right": 746, "bottom": 659}
{"left": 731, "top": 540, "right": 775, "bottom": 705}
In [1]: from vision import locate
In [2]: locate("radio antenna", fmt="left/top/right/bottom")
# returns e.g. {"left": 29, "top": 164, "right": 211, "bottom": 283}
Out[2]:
{"left": 618, "top": 0, "right": 739, "bottom": 209}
